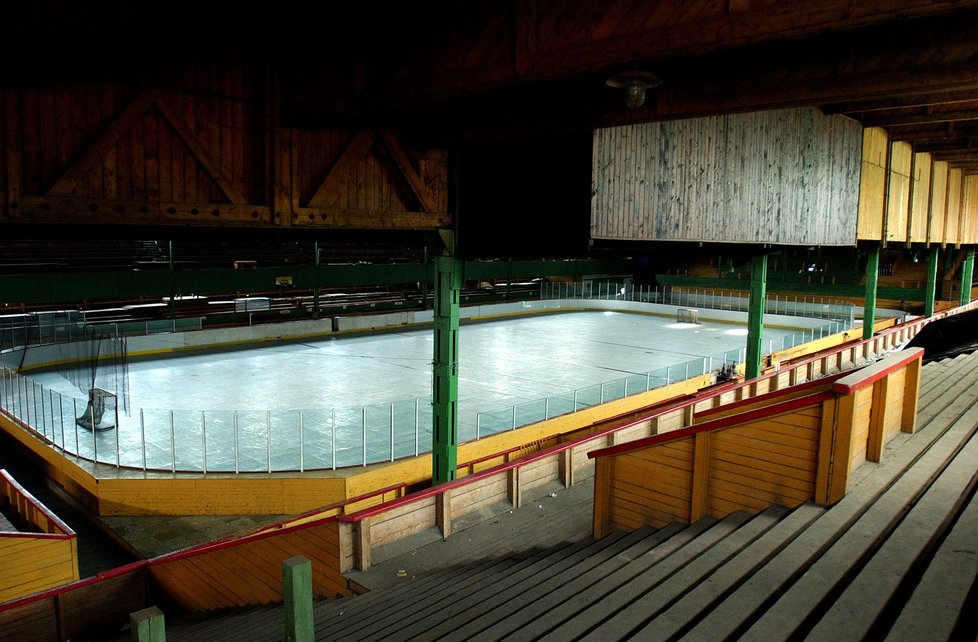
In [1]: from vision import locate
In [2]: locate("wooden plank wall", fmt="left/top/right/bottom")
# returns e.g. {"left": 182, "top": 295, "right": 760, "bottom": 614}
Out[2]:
{"left": 591, "top": 107, "right": 862, "bottom": 246}
{"left": 0, "top": 536, "right": 79, "bottom": 603}
{"left": 945, "top": 169, "right": 963, "bottom": 243}
{"left": 962, "top": 175, "right": 978, "bottom": 244}
{"left": 148, "top": 518, "right": 348, "bottom": 612}
{"left": 885, "top": 141, "right": 913, "bottom": 244}
{"left": 908, "top": 152, "right": 931, "bottom": 243}
{"left": 593, "top": 349, "right": 924, "bottom": 536}
{"left": 858, "top": 127, "right": 888, "bottom": 240}
{"left": 1, "top": 56, "right": 449, "bottom": 230}
{"left": 0, "top": 564, "right": 147, "bottom": 641}
{"left": 928, "top": 161, "right": 949, "bottom": 244}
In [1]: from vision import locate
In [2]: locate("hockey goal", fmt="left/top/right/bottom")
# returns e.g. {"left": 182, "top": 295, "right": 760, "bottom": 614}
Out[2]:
{"left": 676, "top": 308, "right": 700, "bottom": 324}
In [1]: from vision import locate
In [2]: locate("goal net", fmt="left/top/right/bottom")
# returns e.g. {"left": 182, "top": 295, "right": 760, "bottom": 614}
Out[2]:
{"left": 75, "top": 387, "right": 118, "bottom": 431}
{"left": 676, "top": 308, "right": 700, "bottom": 324}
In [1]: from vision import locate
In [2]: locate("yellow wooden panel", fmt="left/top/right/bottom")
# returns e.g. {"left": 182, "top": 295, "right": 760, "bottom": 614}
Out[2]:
{"left": 710, "top": 466, "right": 814, "bottom": 501}
{"left": 0, "top": 537, "right": 78, "bottom": 602}
{"left": 611, "top": 478, "right": 692, "bottom": 514}
{"left": 714, "top": 433, "right": 819, "bottom": 470}
{"left": 710, "top": 457, "right": 817, "bottom": 494}
{"left": 885, "top": 141, "right": 912, "bottom": 243}
{"left": 610, "top": 492, "right": 687, "bottom": 528}
{"left": 727, "top": 421, "right": 820, "bottom": 450}
{"left": 909, "top": 152, "right": 932, "bottom": 243}
{"left": 710, "top": 445, "right": 818, "bottom": 483}
{"left": 963, "top": 175, "right": 978, "bottom": 244}
{"left": 946, "top": 169, "right": 963, "bottom": 244}
{"left": 858, "top": 128, "right": 888, "bottom": 240}
{"left": 929, "top": 161, "right": 949, "bottom": 244}
{"left": 613, "top": 458, "right": 693, "bottom": 495}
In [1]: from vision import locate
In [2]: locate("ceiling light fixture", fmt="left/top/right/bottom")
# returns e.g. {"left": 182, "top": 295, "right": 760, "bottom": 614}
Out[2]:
{"left": 606, "top": 70, "right": 664, "bottom": 109}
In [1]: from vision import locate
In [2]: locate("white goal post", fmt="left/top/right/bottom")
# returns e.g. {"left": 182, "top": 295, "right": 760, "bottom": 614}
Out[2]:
{"left": 676, "top": 308, "right": 700, "bottom": 324}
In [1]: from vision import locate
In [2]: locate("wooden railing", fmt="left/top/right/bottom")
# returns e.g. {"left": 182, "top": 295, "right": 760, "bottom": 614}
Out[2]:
{"left": 0, "top": 469, "right": 79, "bottom": 603}
{"left": 589, "top": 348, "right": 924, "bottom": 538}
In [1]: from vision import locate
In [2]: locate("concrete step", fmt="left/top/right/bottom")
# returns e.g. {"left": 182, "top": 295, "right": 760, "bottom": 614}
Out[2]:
{"left": 319, "top": 533, "right": 614, "bottom": 641}
{"left": 682, "top": 376, "right": 978, "bottom": 641}
{"left": 885, "top": 473, "right": 978, "bottom": 641}
{"left": 739, "top": 386, "right": 978, "bottom": 639}
{"left": 635, "top": 502, "right": 826, "bottom": 641}
{"left": 542, "top": 511, "right": 753, "bottom": 640}
{"left": 808, "top": 423, "right": 978, "bottom": 640}
{"left": 581, "top": 506, "right": 791, "bottom": 641}
{"left": 430, "top": 524, "right": 686, "bottom": 642}
{"left": 376, "top": 528, "right": 654, "bottom": 642}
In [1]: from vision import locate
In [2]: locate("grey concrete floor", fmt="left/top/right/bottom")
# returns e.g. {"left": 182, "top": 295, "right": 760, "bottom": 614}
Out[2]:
{"left": 22, "top": 310, "right": 820, "bottom": 471}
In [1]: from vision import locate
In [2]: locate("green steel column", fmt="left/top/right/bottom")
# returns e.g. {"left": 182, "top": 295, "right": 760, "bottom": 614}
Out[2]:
{"left": 745, "top": 254, "right": 767, "bottom": 380}
{"left": 961, "top": 247, "right": 975, "bottom": 306}
{"left": 924, "top": 246, "right": 939, "bottom": 317}
{"left": 432, "top": 255, "right": 461, "bottom": 485}
{"left": 167, "top": 240, "right": 176, "bottom": 322}
{"left": 863, "top": 244, "right": 880, "bottom": 340}
{"left": 312, "top": 242, "right": 321, "bottom": 319}
{"left": 422, "top": 246, "right": 429, "bottom": 310}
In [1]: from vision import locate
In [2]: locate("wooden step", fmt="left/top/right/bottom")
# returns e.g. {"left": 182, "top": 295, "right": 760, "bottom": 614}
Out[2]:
{"left": 885, "top": 473, "right": 978, "bottom": 641}
{"left": 807, "top": 424, "right": 978, "bottom": 639}
{"left": 636, "top": 502, "right": 826, "bottom": 641}
{"left": 376, "top": 529, "right": 652, "bottom": 642}
{"left": 544, "top": 512, "right": 753, "bottom": 640}
{"left": 682, "top": 380, "right": 978, "bottom": 640}
{"left": 739, "top": 390, "right": 978, "bottom": 639}
{"left": 429, "top": 525, "right": 685, "bottom": 642}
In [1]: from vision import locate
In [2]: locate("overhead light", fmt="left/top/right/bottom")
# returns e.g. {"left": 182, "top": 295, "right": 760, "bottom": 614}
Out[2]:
{"left": 606, "top": 70, "right": 663, "bottom": 109}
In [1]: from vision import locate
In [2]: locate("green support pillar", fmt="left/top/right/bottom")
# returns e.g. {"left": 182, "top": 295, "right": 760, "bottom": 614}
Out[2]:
{"left": 863, "top": 244, "right": 880, "bottom": 340}
{"left": 924, "top": 246, "right": 940, "bottom": 317}
{"left": 745, "top": 254, "right": 767, "bottom": 380}
{"left": 432, "top": 255, "right": 461, "bottom": 485}
{"left": 167, "top": 240, "right": 176, "bottom": 323}
{"left": 960, "top": 248, "right": 975, "bottom": 307}
{"left": 312, "top": 242, "right": 321, "bottom": 319}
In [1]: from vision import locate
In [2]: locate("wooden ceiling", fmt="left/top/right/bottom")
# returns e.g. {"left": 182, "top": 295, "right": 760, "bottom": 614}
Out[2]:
{"left": 5, "top": 1, "right": 978, "bottom": 167}
{"left": 283, "top": 1, "right": 978, "bottom": 173}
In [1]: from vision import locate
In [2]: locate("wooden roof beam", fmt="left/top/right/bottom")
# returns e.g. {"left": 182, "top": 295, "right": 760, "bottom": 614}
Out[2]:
{"left": 861, "top": 108, "right": 978, "bottom": 127}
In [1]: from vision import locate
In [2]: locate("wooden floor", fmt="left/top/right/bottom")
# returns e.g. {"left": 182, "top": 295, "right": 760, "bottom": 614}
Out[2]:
{"left": 151, "top": 350, "right": 978, "bottom": 641}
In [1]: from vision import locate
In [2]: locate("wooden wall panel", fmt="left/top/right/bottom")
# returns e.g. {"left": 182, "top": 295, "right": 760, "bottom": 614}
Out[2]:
{"left": 2, "top": 54, "right": 449, "bottom": 230}
{"left": 591, "top": 108, "right": 861, "bottom": 246}
{"left": 962, "top": 175, "right": 978, "bottom": 244}
{"left": 885, "top": 141, "right": 912, "bottom": 243}
{"left": 149, "top": 519, "right": 348, "bottom": 611}
{"left": 929, "top": 160, "right": 949, "bottom": 244}
{"left": 946, "top": 169, "right": 963, "bottom": 245}
{"left": 857, "top": 127, "right": 888, "bottom": 240}
{"left": 908, "top": 152, "right": 931, "bottom": 243}
{"left": 849, "top": 386, "right": 873, "bottom": 472}
{"left": 0, "top": 536, "right": 79, "bottom": 602}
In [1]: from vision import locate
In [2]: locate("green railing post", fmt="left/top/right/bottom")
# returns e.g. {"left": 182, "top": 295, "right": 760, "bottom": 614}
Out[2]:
{"left": 863, "top": 244, "right": 880, "bottom": 340}
{"left": 283, "top": 556, "right": 314, "bottom": 642}
{"left": 960, "top": 247, "right": 975, "bottom": 306}
{"left": 130, "top": 606, "right": 166, "bottom": 642}
{"left": 745, "top": 254, "right": 767, "bottom": 379}
{"left": 432, "top": 254, "right": 461, "bottom": 485}
{"left": 924, "top": 246, "right": 939, "bottom": 317}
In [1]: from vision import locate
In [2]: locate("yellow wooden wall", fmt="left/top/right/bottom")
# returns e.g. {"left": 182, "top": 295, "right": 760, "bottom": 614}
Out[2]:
{"left": 908, "top": 152, "right": 931, "bottom": 243}
{"left": 856, "top": 128, "right": 975, "bottom": 247}
{"left": 929, "top": 161, "right": 949, "bottom": 244}
{"left": 885, "top": 141, "right": 913, "bottom": 243}
{"left": 857, "top": 127, "right": 888, "bottom": 240}
{"left": 962, "top": 175, "right": 978, "bottom": 244}
{"left": 0, "top": 535, "right": 79, "bottom": 602}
